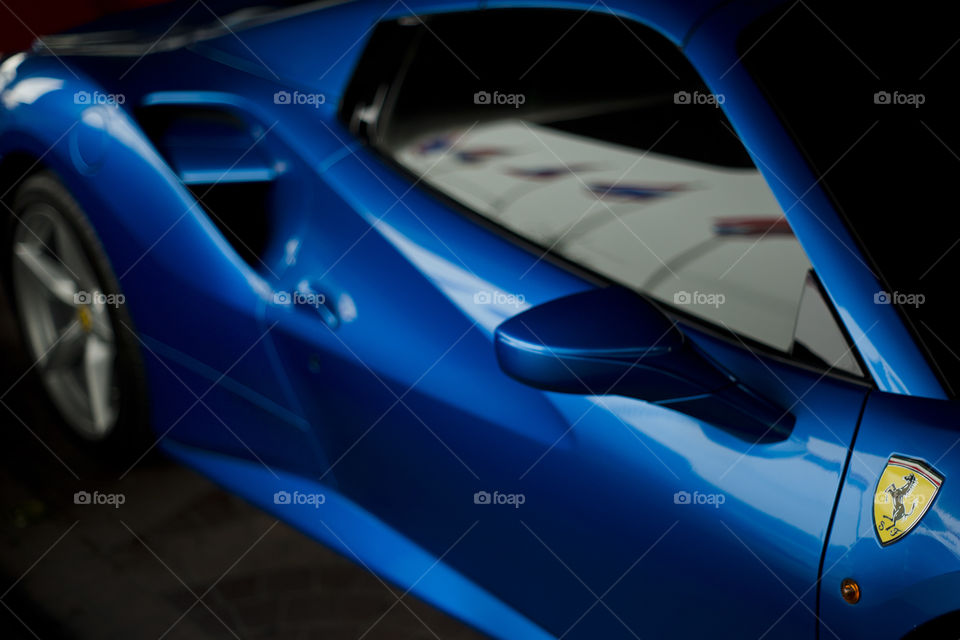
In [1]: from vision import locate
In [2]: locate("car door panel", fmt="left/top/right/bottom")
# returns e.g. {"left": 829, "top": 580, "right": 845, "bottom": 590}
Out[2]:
{"left": 258, "top": 140, "right": 871, "bottom": 637}
{"left": 237, "top": 4, "right": 888, "bottom": 636}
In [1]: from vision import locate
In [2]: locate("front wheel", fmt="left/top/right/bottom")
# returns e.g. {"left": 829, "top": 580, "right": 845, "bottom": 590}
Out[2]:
{"left": 4, "top": 170, "right": 151, "bottom": 461}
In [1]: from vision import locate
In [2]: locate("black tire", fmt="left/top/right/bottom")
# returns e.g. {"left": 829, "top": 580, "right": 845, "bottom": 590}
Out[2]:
{"left": 3, "top": 169, "right": 153, "bottom": 466}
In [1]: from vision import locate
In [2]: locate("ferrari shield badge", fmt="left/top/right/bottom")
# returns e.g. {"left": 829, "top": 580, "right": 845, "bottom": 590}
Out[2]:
{"left": 874, "top": 455, "right": 944, "bottom": 546}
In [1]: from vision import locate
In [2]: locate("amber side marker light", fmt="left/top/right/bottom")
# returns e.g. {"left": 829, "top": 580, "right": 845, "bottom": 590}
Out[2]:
{"left": 841, "top": 578, "right": 860, "bottom": 604}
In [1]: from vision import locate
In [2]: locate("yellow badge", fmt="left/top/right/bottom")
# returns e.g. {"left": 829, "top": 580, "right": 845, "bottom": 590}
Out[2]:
{"left": 874, "top": 455, "right": 943, "bottom": 546}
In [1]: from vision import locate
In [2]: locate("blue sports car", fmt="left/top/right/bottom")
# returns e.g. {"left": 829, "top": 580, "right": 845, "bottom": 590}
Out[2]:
{"left": 2, "top": 0, "right": 959, "bottom": 637}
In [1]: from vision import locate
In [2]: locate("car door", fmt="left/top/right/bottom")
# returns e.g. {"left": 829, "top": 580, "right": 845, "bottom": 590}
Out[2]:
{"left": 264, "top": 8, "right": 873, "bottom": 639}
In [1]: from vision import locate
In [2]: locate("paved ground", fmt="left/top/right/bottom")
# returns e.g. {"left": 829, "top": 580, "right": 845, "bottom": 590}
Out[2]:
{"left": 0, "top": 284, "right": 487, "bottom": 640}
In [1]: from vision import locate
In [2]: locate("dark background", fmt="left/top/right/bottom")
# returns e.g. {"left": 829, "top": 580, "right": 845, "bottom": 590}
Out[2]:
{"left": 0, "top": 1, "right": 170, "bottom": 54}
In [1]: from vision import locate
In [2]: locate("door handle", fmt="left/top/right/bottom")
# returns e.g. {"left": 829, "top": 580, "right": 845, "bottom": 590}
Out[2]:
{"left": 274, "top": 281, "right": 339, "bottom": 328}
{"left": 297, "top": 281, "right": 339, "bottom": 328}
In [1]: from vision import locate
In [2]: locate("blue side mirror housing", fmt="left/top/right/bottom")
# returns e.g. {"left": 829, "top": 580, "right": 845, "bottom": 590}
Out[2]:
{"left": 494, "top": 287, "right": 793, "bottom": 442}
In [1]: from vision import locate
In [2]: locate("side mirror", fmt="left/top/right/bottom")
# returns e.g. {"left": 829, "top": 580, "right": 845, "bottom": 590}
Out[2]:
{"left": 494, "top": 287, "right": 792, "bottom": 442}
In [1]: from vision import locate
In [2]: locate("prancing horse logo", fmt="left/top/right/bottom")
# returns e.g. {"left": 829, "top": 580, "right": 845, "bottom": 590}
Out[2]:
{"left": 873, "top": 455, "right": 944, "bottom": 546}
{"left": 880, "top": 473, "right": 917, "bottom": 531}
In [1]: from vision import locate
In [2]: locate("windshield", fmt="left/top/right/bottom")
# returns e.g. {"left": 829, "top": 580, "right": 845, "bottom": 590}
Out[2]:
{"left": 740, "top": 2, "right": 960, "bottom": 395}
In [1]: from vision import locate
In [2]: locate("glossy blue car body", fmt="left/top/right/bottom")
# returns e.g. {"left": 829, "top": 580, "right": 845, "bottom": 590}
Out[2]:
{"left": 1, "top": 0, "right": 957, "bottom": 637}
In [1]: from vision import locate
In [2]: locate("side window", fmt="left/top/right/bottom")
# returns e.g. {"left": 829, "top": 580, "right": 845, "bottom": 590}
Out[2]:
{"left": 341, "top": 9, "right": 864, "bottom": 377}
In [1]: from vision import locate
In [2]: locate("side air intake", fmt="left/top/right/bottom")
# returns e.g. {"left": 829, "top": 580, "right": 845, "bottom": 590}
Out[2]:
{"left": 136, "top": 106, "right": 275, "bottom": 269}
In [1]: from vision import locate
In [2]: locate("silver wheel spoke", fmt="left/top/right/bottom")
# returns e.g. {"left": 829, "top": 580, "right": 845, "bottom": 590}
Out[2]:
{"left": 14, "top": 243, "right": 78, "bottom": 306}
{"left": 84, "top": 336, "right": 115, "bottom": 435}
{"left": 53, "top": 220, "right": 97, "bottom": 292}
{"left": 43, "top": 319, "right": 86, "bottom": 370}
{"left": 89, "top": 302, "right": 114, "bottom": 341}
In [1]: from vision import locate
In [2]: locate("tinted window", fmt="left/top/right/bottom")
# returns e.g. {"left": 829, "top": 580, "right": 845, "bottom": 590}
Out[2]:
{"left": 343, "top": 9, "right": 862, "bottom": 375}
